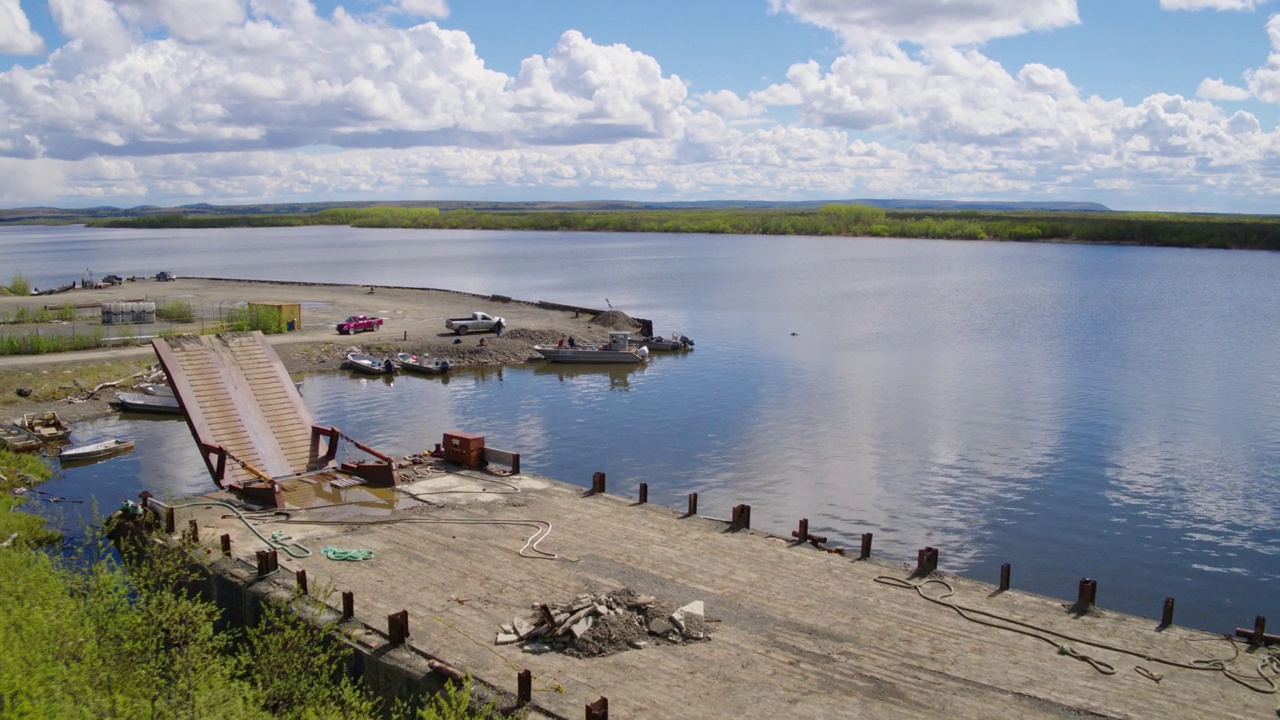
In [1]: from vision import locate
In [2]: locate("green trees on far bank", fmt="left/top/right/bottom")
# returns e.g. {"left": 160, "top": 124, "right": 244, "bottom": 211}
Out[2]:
{"left": 91, "top": 204, "right": 1280, "bottom": 251}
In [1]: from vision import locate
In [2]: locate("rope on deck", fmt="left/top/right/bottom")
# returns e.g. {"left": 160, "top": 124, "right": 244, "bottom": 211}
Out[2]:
{"left": 165, "top": 499, "right": 313, "bottom": 558}
{"left": 875, "top": 576, "right": 1280, "bottom": 693}
{"left": 321, "top": 547, "right": 374, "bottom": 561}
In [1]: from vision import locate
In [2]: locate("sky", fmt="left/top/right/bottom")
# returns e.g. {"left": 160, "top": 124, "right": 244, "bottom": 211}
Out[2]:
{"left": 1, "top": 1, "right": 1280, "bottom": 212}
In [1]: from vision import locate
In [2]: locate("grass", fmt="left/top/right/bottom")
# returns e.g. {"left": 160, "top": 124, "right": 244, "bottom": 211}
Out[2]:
{"left": 0, "top": 328, "right": 109, "bottom": 355}
{"left": 155, "top": 299, "right": 194, "bottom": 323}
{"left": 0, "top": 357, "right": 153, "bottom": 406}
{"left": 0, "top": 449, "right": 60, "bottom": 547}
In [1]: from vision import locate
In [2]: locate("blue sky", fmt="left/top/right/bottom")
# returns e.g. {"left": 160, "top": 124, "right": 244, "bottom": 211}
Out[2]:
{"left": 1, "top": 0, "right": 1279, "bottom": 212}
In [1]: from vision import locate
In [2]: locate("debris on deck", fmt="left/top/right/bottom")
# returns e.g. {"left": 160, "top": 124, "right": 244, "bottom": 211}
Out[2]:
{"left": 496, "top": 588, "right": 712, "bottom": 658}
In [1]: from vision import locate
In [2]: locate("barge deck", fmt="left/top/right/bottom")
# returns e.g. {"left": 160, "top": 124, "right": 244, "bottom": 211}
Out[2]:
{"left": 167, "top": 465, "right": 1276, "bottom": 720}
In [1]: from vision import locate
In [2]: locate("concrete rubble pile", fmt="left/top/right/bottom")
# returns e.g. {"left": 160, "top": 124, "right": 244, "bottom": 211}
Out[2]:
{"left": 494, "top": 587, "right": 711, "bottom": 658}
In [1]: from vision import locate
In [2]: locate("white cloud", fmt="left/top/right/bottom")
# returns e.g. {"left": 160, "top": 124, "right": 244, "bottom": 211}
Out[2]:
{"left": 0, "top": 0, "right": 1278, "bottom": 212}
{"left": 1197, "top": 78, "right": 1252, "bottom": 100}
{"left": 395, "top": 0, "right": 448, "bottom": 19}
{"left": 1160, "top": 0, "right": 1270, "bottom": 10}
{"left": 1243, "top": 15, "right": 1280, "bottom": 101}
{"left": 114, "top": 0, "right": 247, "bottom": 42}
{"left": 767, "top": 0, "right": 1080, "bottom": 48}
{"left": 0, "top": 0, "right": 44, "bottom": 54}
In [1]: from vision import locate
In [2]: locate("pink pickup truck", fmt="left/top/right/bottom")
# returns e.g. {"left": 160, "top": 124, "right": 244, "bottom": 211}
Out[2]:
{"left": 336, "top": 314, "right": 383, "bottom": 335}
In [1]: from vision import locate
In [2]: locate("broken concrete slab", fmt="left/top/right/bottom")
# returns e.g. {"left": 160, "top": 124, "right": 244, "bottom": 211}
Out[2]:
{"left": 676, "top": 600, "right": 705, "bottom": 618}
{"left": 570, "top": 615, "right": 595, "bottom": 639}
{"left": 648, "top": 617, "right": 673, "bottom": 636}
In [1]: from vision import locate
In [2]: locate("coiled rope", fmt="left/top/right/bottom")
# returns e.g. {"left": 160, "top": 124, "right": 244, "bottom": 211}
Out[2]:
{"left": 875, "top": 575, "right": 1280, "bottom": 693}
{"left": 321, "top": 547, "right": 374, "bottom": 561}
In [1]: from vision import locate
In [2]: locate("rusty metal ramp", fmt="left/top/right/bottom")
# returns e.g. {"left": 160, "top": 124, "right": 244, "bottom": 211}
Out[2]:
{"left": 153, "top": 332, "right": 324, "bottom": 498}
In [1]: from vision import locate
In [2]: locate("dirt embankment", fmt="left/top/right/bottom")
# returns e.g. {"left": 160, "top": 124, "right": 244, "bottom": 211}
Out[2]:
{"left": 0, "top": 277, "right": 645, "bottom": 423}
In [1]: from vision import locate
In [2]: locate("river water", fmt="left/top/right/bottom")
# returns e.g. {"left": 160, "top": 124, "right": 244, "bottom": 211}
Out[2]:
{"left": 3, "top": 224, "right": 1278, "bottom": 634}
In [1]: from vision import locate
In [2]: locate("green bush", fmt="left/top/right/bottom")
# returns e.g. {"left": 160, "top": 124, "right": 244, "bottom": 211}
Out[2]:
{"left": 225, "top": 305, "right": 285, "bottom": 334}
{"left": 8, "top": 273, "right": 29, "bottom": 296}
{"left": 156, "top": 300, "right": 195, "bottom": 323}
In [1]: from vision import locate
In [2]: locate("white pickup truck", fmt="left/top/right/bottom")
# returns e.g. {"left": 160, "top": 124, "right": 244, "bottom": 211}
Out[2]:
{"left": 444, "top": 311, "right": 505, "bottom": 335}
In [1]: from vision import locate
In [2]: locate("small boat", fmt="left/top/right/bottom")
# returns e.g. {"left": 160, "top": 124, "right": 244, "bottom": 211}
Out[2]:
{"left": 637, "top": 334, "right": 695, "bottom": 351}
{"left": 0, "top": 424, "right": 42, "bottom": 452}
{"left": 346, "top": 353, "right": 392, "bottom": 375}
{"left": 115, "top": 391, "right": 182, "bottom": 415}
{"left": 535, "top": 332, "right": 649, "bottom": 364}
{"left": 14, "top": 411, "right": 71, "bottom": 442}
{"left": 59, "top": 438, "right": 134, "bottom": 465}
{"left": 394, "top": 352, "right": 451, "bottom": 375}
{"left": 137, "top": 383, "right": 175, "bottom": 396}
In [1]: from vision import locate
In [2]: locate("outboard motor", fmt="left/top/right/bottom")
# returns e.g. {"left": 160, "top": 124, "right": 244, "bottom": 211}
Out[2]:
{"left": 680, "top": 335, "right": 694, "bottom": 347}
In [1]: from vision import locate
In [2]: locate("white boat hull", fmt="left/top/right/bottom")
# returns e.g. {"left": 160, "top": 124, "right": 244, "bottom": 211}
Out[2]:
{"left": 534, "top": 346, "right": 647, "bottom": 364}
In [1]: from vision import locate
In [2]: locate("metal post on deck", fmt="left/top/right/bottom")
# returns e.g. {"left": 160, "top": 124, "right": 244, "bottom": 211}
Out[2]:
{"left": 687, "top": 492, "right": 698, "bottom": 516}
{"left": 795, "top": 518, "right": 809, "bottom": 544}
{"left": 220, "top": 533, "right": 231, "bottom": 557}
{"left": 916, "top": 547, "right": 938, "bottom": 574}
{"left": 1077, "top": 578, "right": 1097, "bottom": 608}
{"left": 1254, "top": 615, "right": 1267, "bottom": 646}
{"left": 388, "top": 610, "right": 410, "bottom": 646}
{"left": 296, "top": 569, "right": 308, "bottom": 596}
{"left": 1160, "top": 597, "right": 1175, "bottom": 628}
{"left": 342, "top": 591, "right": 355, "bottom": 620}
{"left": 186, "top": 519, "right": 199, "bottom": 543}
{"left": 859, "top": 533, "right": 873, "bottom": 560}
{"left": 517, "top": 669, "right": 531, "bottom": 707}
{"left": 999, "top": 563, "right": 1011, "bottom": 592}
{"left": 165, "top": 507, "right": 176, "bottom": 534}
{"left": 638, "top": 483, "right": 648, "bottom": 504}
{"left": 591, "top": 472, "right": 607, "bottom": 495}
{"left": 585, "top": 696, "right": 609, "bottom": 720}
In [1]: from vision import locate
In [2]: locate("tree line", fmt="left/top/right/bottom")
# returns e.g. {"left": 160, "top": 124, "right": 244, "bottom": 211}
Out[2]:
{"left": 92, "top": 204, "right": 1280, "bottom": 251}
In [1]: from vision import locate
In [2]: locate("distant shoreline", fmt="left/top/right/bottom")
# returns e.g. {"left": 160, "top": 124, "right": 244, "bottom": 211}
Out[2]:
{"left": 84, "top": 205, "right": 1280, "bottom": 252}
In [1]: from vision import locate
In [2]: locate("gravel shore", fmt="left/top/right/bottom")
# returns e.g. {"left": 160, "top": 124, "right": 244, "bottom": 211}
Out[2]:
{"left": 0, "top": 277, "right": 644, "bottom": 424}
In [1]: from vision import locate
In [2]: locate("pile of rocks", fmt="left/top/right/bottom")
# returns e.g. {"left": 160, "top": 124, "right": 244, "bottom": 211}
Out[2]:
{"left": 495, "top": 587, "right": 711, "bottom": 658}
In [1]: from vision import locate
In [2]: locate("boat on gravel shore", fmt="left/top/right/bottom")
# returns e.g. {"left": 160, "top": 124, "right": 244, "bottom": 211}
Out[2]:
{"left": 14, "top": 411, "right": 71, "bottom": 443}
{"left": 115, "top": 391, "right": 182, "bottom": 415}
{"left": 346, "top": 353, "right": 392, "bottom": 375}
{"left": 394, "top": 352, "right": 451, "bottom": 375}
{"left": 535, "top": 332, "right": 649, "bottom": 364}
{"left": 59, "top": 438, "right": 134, "bottom": 465}
{"left": 0, "top": 424, "right": 42, "bottom": 452}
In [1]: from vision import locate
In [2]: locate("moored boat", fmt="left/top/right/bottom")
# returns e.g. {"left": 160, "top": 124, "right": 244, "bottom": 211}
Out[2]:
{"left": 0, "top": 424, "right": 42, "bottom": 452}
{"left": 346, "top": 353, "right": 393, "bottom": 374}
{"left": 14, "top": 411, "right": 71, "bottom": 442}
{"left": 59, "top": 438, "right": 134, "bottom": 465}
{"left": 115, "top": 391, "right": 182, "bottom": 415}
{"left": 394, "top": 352, "right": 451, "bottom": 375}
{"left": 535, "top": 332, "right": 649, "bottom": 364}
{"left": 636, "top": 333, "right": 695, "bottom": 351}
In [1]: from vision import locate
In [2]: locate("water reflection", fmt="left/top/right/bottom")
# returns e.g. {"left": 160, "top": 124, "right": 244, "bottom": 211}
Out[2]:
{"left": 7, "top": 226, "right": 1280, "bottom": 634}
{"left": 531, "top": 362, "right": 645, "bottom": 389}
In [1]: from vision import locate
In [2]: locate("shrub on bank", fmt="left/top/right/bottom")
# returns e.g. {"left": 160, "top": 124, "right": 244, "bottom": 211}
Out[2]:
{"left": 8, "top": 273, "right": 29, "bottom": 297}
